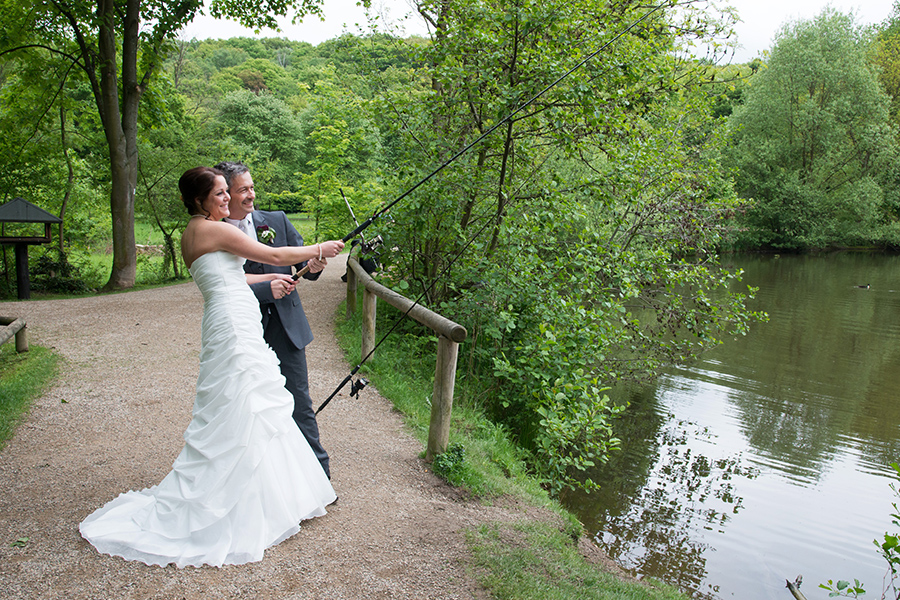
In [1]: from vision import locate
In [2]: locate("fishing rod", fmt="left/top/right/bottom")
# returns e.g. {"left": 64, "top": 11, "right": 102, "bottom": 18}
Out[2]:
{"left": 291, "top": 190, "right": 383, "bottom": 281}
{"left": 314, "top": 3, "right": 668, "bottom": 412}
{"left": 315, "top": 179, "right": 510, "bottom": 415}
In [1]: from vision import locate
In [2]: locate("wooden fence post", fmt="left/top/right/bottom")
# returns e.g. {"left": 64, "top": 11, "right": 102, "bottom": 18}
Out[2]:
{"left": 0, "top": 316, "right": 28, "bottom": 353}
{"left": 15, "top": 323, "right": 26, "bottom": 353}
{"left": 426, "top": 335, "right": 459, "bottom": 461}
{"left": 361, "top": 286, "right": 376, "bottom": 361}
{"left": 345, "top": 263, "right": 357, "bottom": 319}
{"left": 345, "top": 256, "right": 467, "bottom": 461}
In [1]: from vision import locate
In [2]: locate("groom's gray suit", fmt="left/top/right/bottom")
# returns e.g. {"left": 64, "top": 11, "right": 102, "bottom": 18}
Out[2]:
{"left": 243, "top": 209, "right": 330, "bottom": 477}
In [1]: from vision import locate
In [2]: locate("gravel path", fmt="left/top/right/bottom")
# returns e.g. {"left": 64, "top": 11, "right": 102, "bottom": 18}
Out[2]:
{"left": 0, "top": 253, "right": 563, "bottom": 600}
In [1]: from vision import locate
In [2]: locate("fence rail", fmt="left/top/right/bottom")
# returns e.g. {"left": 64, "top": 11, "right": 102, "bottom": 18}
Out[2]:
{"left": 0, "top": 316, "right": 28, "bottom": 353}
{"left": 345, "top": 256, "right": 466, "bottom": 461}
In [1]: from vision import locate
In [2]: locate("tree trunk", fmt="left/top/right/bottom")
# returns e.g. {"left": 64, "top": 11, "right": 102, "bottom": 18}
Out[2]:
{"left": 98, "top": 0, "right": 141, "bottom": 290}
{"left": 163, "top": 231, "right": 180, "bottom": 279}
{"left": 59, "top": 107, "right": 73, "bottom": 253}
{"left": 105, "top": 157, "right": 137, "bottom": 290}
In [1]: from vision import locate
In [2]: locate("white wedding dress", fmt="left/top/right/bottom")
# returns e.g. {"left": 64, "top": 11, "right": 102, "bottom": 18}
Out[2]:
{"left": 80, "top": 250, "right": 336, "bottom": 568}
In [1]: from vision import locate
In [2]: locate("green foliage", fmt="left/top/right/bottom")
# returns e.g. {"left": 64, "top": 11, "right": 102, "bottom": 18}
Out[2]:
{"left": 820, "top": 579, "right": 867, "bottom": 598}
{"left": 0, "top": 345, "right": 59, "bottom": 449}
{"left": 873, "top": 462, "right": 900, "bottom": 599}
{"left": 270, "top": 191, "right": 305, "bottom": 213}
{"left": 335, "top": 296, "right": 546, "bottom": 501}
{"left": 211, "top": 46, "right": 250, "bottom": 70}
{"left": 534, "top": 373, "right": 624, "bottom": 496}
{"left": 216, "top": 89, "right": 307, "bottom": 193}
{"left": 726, "top": 8, "right": 900, "bottom": 250}
{"left": 0, "top": 39, "right": 110, "bottom": 260}
{"left": 0, "top": 29, "right": 420, "bottom": 296}
{"left": 361, "top": 0, "right": 760, "bottom": 494}
{"left": 0, "top": 0, "right": 331, "bottom": 289}
{"left": 0, "top": 3, "right": 763, "bottom": 496}
{"left": 136, "top": 89, "right": 232, "bottom": 281}
{"left": 874, "top": 2, "right": 900, "bottom": 125}
{"left": 335, "top": 293, "right": 687, "bottom": 599}
{"left": 291, "top": 65, "right": 387, "bottom": 240}
{"left": 30, "top": 249, "right": 93, "bottom": 294}
{"left": 432, "top": 442, "right": 466, "bottom": 479}
{"left": 431, "top": 442, "right": 486, "bottom": 491}
{"left": 705, "top": 61, "right": 760, "bottom": 119}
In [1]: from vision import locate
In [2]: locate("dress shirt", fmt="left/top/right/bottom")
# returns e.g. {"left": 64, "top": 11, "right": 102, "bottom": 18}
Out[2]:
{"left": 225, "top": 214, "right": 255, "bottom": 239}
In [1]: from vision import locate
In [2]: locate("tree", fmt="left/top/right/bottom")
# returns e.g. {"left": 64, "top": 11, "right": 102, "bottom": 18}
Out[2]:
{"left": 874, "top": 1, "right": 900, "bottom": 124}
{"left": 727, "top": 8, "right": 900, "bottom": 249}
{"left": 365, "top": 0, "right": 758, "bottom": 492}
{"left": 0, "top": 41, "right": 111, "bottom": 295}
{"left": 215, "top": 89, "right": 306, "bottom": 195}
{"left": 136, "top": 94, "right": 230, "bottom": 280}
{"left": 0, "top": 0, "right": 328, "bottom": 290}
{"left": 294, "top": 66, "right": 385, "bottom": 240}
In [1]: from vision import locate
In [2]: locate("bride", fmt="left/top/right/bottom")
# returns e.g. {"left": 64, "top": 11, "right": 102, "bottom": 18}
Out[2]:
{"left": 79, "top": 166, "right": 344, "bottom": 568}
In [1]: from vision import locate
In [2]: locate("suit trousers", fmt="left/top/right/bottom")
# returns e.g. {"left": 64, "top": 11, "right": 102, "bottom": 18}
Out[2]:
{"left": 262, "top": 307, "right": 330, "bottom": 478}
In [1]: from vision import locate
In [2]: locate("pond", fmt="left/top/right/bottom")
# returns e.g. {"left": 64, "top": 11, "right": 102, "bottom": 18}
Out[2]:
{"left": 562, "top": 252, "right": 900, "bottom": 599}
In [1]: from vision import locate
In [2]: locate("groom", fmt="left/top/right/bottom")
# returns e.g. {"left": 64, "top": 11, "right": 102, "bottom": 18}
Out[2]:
{"left": 215, "top": 161, "right": 331, "bottom": 479}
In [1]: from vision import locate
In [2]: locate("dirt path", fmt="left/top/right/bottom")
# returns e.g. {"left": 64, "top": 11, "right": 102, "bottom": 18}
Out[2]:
{"left": 0, "top": 253, "right": 556, "bottom": 600}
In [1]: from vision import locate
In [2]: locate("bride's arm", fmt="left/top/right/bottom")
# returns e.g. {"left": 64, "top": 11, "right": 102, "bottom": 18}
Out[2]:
{"left": 210, "top": 220, "right": 344, "bottom": 265}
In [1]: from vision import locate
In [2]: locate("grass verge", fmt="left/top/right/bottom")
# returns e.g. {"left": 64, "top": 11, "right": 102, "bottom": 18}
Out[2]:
{"left": 334, "top": 296, "right": 689, "bottom": 600}
{"left": 467, "top": 521, "right": 686, "bottom": 600}
{"left": 0, "top": 344, "right": 60, "bottom": 449}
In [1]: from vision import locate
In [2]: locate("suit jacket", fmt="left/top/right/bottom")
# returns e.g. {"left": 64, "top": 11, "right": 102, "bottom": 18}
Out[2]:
{"left": 243, "top": 210, "right": 320, "bottom": 351}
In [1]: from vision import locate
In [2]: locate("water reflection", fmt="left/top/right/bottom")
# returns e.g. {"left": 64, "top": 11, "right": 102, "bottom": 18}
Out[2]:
{"left": 563, "top": 253, "right": 900, "bottom": 599}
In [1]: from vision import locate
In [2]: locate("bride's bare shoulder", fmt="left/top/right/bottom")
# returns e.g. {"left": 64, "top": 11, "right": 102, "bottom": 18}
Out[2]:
{"left": 182, "top": 218, "right": 227, "bottom": 268}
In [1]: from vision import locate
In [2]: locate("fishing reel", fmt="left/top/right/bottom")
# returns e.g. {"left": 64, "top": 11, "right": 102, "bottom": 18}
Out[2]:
{"left": 350, "top": 377, "right": 369, "bottom": 398}
{"left": 359, "top": 234, "right": 383, "bottom": 256}
{"left": 350, "top": 234, "right": 383, "bottom": 275}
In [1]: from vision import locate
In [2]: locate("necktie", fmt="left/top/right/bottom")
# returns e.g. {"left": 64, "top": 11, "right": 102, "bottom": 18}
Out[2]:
{"left": 240, "top": 217, "right": 253, "bottom": 238}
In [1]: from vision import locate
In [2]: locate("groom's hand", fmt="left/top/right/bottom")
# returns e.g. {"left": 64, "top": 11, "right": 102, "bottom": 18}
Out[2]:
{"left": 270, "top": 274, "right": 296, "bottom": 299}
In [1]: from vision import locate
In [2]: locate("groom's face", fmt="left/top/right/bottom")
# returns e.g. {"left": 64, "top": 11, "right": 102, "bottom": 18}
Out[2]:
{"left": 227, "top": 171, "right": 256, "bottom": 220}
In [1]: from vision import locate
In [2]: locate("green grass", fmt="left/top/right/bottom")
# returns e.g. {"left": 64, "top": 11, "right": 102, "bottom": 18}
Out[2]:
{"left": 286, "top": 213, "right": 316, "bottom": 242}
{"left": 334, "top": 294, "right": 689, "bottom": 600}
{"left": 0, "top": 344, "right": 60, "bottom": 449}
{"left": 467, "top": 522, "right": 687, "bottom": 600}
{"left": 134, "top": 221, "right": 167, "bottom": 245}
{"left": 335, "top": 307, "right": 550, "bottom": 503}
{"left": 16, "top": 251, "right": 190, "bottom": 301}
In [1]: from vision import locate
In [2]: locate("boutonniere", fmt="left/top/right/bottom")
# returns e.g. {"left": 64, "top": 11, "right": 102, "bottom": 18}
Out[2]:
{"left": 256, "top": 225, "right": 276, "bottom": 244}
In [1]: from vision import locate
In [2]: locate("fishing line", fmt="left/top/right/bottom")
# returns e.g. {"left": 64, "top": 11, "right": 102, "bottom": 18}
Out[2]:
{"left": 334, "top": 2, "right": 668, "bottom": 244}
{"left": 316, "top": 2, "right": 668, "bottom": 412}
{"left": 316, "top": 171, "right": 535, "bottom": 414}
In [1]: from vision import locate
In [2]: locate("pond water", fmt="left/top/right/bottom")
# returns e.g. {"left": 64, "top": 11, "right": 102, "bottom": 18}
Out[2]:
{"left": 562, "top": 252, "right": 900, "bottom": 599}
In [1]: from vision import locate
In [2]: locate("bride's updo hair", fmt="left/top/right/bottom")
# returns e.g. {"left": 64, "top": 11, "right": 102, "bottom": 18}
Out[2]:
{"left": 180, "top": 166, "right": 224, "bottom": 217}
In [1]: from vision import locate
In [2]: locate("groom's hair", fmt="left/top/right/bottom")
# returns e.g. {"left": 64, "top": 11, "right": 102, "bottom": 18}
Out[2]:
{"left": 213, "top": 161, "right": 250, "bottom": 188}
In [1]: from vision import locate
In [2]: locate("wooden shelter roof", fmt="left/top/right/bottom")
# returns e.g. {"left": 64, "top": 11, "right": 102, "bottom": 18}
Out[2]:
{"left": 0, "top": 197, "right": 62, "bottom": 224}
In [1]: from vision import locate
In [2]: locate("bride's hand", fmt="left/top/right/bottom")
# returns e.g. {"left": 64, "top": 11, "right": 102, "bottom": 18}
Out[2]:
{"left": 307, "top": 257, "right": 327, "bottom": 273}
{"left": 318, "top": 240, "right": 344, "bottom": 259}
